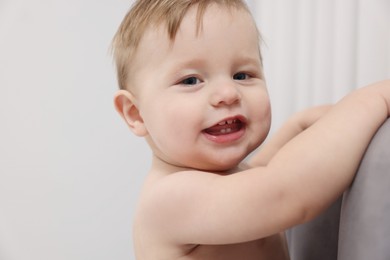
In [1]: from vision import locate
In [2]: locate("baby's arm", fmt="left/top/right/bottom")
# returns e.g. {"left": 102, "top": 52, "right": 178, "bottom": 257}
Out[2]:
{"left": 250, "top": 105, "right": 332, "bottom": 167}
{"left": 253, "top": 80, "right": 390, "bottom": 232}
{"left": 143, "top": 80, "right": 390, "bottom": 246}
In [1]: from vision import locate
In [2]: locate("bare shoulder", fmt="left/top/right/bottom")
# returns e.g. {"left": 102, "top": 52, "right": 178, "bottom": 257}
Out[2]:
{"left": 133, "top": 166, "right": 302, "bottom": 249}
{"left": 133, "top": 169, "right": 224, "bottom": 258}
{"left": 135, "top": 169, "right": 222, "bottom": 223}
{"left": 134, "top": 174, "right": 291, "bottom": 260}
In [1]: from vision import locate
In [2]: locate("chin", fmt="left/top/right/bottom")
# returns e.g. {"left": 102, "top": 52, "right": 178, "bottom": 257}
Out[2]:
{"left": 197, "top": 156, "right": 245, "bottom": 173}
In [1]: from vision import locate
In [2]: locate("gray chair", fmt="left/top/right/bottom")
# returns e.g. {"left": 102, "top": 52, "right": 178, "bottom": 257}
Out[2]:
{"left": 287, "top": 118, "right": 390, "bottom": 260}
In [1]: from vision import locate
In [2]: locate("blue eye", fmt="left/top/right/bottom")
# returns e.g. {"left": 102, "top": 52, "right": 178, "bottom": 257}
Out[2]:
{"left": 233, "top": 72, "right": 250, "bottom": 80}
{"left": 180, "top": 76, "right": 201, "bottom": 86}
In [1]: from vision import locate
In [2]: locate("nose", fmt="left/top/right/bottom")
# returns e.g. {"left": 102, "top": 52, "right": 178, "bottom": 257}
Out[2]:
{"left": 209, "top": 79, "right": 241, "bottom": 107}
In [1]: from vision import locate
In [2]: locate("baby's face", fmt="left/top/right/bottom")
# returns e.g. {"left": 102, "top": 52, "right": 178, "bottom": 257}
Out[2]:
{"left": 130, "top": 4, "right": 271, "bottom": 171}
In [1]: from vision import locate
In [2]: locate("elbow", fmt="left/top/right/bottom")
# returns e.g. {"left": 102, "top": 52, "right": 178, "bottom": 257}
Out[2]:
{"left": 295, "top": 199, "right": 331, "bottom": 226}
{"left": 285, "top": 196, "right": 326, "bottom": 227}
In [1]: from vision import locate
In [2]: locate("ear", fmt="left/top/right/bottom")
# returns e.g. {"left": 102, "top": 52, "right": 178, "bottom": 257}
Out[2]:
{"left": 114, "top": 90, "right": 148, "bottom": 137}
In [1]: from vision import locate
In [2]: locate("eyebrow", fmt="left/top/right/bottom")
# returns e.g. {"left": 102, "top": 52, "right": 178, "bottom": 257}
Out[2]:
{"left": 234, "top": 55, "right": 262, "bottom": 68}
{"left": 170, "top": 56, "right": 261, "bottom": 70}
{"left": 170, "top": 58, "right": 207, "bottom": 69}
{"left": 233, "top": 55, "right": 264, "bottom": 79}
{"left": 165, "top": 58, "right": 208, "bottom": 79}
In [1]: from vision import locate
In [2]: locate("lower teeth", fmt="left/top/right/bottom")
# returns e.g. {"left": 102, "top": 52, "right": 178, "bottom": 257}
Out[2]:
{"left": 221, "top": 128, "right": 232, "bottom": 134}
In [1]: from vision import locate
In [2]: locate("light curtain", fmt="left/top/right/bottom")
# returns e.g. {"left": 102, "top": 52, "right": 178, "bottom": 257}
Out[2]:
{"left": 247, "top": 0, "right": 390, "bottom": 129}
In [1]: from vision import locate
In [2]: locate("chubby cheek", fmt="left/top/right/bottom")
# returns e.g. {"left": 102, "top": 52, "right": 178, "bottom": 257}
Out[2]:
{"left": 250, "top": 95, "right": 272, "bottom": 145}
{"left": 143, "top": 103, "right": 198, "bottom": 156}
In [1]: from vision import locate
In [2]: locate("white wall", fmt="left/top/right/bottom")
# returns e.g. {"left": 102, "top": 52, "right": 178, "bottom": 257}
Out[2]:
{"left": 0, "top": 0, "right": 148, "bottom": 259}
{"left": 0, "top": 0, "right": 389, "bottom": 259}
{"left": 249, "top": 0, "right": 390, "bottom": 129}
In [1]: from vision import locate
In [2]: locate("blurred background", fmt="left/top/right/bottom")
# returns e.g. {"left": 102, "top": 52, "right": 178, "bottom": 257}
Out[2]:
{"left": 0, "top": 0, "right": 389, "bottom": 259}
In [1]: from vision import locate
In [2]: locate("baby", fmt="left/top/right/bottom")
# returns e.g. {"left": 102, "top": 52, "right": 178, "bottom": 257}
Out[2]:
{"left": 111, "top": 0, "right": 390, "bottom": 259}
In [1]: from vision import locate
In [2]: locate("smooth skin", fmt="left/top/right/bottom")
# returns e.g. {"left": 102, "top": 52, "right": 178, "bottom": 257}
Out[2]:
{"left": 114, "top": 4, "right": 390, "bottom": 260}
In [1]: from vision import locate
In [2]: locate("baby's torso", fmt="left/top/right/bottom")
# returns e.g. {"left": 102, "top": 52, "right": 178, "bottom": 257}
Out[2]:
{"left": 134, "top": 233, "right": 290, "bottom": 260}
{"left": 134, "top": 166, "right": 290, "bottom": 259}
{"left": 183, "top": 233, "right": 290, "bottom": 260}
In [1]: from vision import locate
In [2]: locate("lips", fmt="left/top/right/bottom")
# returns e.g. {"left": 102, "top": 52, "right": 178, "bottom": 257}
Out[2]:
{"left": 202, "top": 116, "right": 247, "bottom": 143}
{"left": 204, "top": 118, "right": 244, "bottom": 136}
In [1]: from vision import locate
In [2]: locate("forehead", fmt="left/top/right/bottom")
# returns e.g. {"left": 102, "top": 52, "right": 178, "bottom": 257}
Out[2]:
{"left": 181, "top": 4, "right": 255, "bottom": 39}
{"left": 154, "top": 5, "right": 254, "bottom": 46}
{"left": 144, "top": 4, "right": 256, "bottom": 44}
{"left": 129, "top": 4, "right": 260, "bottom": 88}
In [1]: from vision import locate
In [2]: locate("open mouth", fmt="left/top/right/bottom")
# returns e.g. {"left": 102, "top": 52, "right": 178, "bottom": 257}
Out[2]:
{"left": 203, "top": 117, "right": 246, "bottom": 136}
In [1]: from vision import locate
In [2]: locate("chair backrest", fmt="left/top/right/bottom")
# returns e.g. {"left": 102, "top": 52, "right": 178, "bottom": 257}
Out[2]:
{"left": 286, "top": 119, "right": 390, "bottom": 260}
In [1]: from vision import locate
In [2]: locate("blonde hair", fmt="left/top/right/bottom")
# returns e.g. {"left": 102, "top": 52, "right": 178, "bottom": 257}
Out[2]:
{"left": 111, "top": 0, "right": 252, "bottom": 90}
